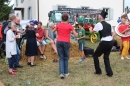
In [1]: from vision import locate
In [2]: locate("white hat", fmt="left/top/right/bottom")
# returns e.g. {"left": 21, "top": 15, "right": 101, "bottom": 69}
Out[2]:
{"left": 127, "top": 13, "right": 130, "bottom": 20}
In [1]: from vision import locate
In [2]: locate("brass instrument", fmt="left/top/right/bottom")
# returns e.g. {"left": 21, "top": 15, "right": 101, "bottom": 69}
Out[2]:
{"left": 115, "top": 13, "right": 130, "bottom": 37}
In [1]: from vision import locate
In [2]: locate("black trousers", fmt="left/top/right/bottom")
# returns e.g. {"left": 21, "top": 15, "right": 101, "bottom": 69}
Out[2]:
{"left": 93, "top": 41, "right": 113, "bottom": 75}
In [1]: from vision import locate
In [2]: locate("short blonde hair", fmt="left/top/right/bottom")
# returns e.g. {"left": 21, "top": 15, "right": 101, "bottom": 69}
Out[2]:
{"left": 9, "top": 14, "right": 16, "bottom": 21}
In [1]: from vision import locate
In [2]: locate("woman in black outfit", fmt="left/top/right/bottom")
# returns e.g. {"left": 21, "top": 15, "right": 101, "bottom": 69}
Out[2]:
{"left": 25, "top": 22, "right": 38, "bottom": 67}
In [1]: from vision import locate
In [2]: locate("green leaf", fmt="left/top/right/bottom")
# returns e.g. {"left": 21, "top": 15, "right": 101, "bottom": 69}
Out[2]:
{"left": 0, "top": 0, "right": 13, "bottom": 21}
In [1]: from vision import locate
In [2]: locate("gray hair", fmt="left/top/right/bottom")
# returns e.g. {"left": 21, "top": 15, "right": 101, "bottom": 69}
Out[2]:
{"left": 48, "top": 22, "right": 54, "bottom": 27}
{"left": 8, "top": 22, "right": 16, "bottom": 29}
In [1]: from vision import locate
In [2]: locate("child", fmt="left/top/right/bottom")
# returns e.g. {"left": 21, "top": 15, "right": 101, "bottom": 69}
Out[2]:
{"left": 118, "top": 14, "right": 130, "bottom": 60}
{"left": 76, "top": 22, "right": 86, "bottom": 62}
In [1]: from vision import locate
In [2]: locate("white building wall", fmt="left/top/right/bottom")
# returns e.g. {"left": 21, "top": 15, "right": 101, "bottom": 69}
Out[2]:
{"left": 14, "top": 0, "right": 123, "bottom": 26}
{"left": 39, "top": 0, "right": 123, "bottom": 26}
{"left": 15, "top": 11, "right": 22, "bottom": 18}
{"left": 14, "top": 0, "right": 38, "bottom": 20}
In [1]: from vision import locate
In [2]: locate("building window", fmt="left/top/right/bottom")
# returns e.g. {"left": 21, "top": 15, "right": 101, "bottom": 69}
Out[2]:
{"left": 16, "top": 0, "right": 18, "bottom": 6}
{"left": 16, "top": 13, "right": 19, "bottom": 17}
{"left": 28, "top": 7, "right": 32, "bottom": 19}
{"left": 58, "top": 6, "right": 66, "bottom": 9}
{"left": 21, "top": 0, "right": 24, "bottom": 3}
{"left": 57, "top": 5, "right": 66, "bottom": 10}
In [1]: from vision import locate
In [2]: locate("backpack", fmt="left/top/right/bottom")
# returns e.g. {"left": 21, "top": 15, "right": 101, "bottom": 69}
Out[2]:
{"left": 1, "top": 21, "right": 11, "bottom": 42}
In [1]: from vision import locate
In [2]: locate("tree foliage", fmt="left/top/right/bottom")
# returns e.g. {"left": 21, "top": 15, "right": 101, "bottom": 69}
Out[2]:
{"left": 0, "top": 0, "right": 13, "bottom": 21}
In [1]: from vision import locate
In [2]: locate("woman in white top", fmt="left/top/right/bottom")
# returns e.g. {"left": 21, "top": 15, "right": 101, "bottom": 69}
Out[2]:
{"left": 6, "top": 22, "right": 19, "bottom": 75}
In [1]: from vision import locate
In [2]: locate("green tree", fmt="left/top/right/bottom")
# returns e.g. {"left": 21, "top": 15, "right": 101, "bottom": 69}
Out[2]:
{"left": 0, "top": 0, "right": 13, "bottom": 21}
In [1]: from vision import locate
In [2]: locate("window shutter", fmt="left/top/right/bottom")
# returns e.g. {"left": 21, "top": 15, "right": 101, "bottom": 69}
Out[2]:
{"left": 110, "top": 8, "right": 114, "bottom": 20}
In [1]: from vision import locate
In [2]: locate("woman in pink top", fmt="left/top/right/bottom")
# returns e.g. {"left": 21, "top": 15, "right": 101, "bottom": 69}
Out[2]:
{"left": 53, "top": 13, "right": 78, "bottom": 79}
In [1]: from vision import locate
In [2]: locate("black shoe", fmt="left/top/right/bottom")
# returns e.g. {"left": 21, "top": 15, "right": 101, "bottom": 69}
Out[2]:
{"left": 30, "top": 64, "right": 36, "bottom": 67}
{"left": 94, "top": 72, "right": 102, "bottom": 75}
{"left": 27, "top": 62, "right": 31, "bottom": 65}
{"left": 106, "top": 74, "right": 113, "bottom": 77}
{"left": 15, "top": 65, "right": 23, "bottom": 68}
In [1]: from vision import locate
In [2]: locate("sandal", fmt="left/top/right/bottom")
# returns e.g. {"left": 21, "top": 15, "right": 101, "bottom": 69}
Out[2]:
{"left": 30, "top": 64, "right": 36, "bottom": 67}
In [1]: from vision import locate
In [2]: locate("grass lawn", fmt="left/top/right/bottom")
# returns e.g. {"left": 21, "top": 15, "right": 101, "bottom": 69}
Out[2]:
{"left": 0, "top": 40, "right": 130, "bottom": 86}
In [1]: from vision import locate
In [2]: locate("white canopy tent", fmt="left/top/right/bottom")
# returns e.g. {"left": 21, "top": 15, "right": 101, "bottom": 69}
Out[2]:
{"left": 20, "top": 20, "right": 37, "bottom": 29}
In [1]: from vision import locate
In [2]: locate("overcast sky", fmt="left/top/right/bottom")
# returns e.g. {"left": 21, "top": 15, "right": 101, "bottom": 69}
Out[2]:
{"left": 9, "top": 0, "right": 14, "bottom": 6}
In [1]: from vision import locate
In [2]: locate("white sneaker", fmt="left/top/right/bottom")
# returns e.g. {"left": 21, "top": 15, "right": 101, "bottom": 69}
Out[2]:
{"left": 121, "top": 57, "right": 124, "bottom": 60}
{"left": 40, "top": 55, "right": 44, "bottom": 59}
{"left": 60, "top": 74, "right": 65, "bottom": 79}
{"left": 65, "top": 73, "right": 69, "bottom": 77}
{"left": 43, "top": 55, "right": 46, "bottom": 59}
{"left": 125, "top": 56, "right": 130, "bottom": 59}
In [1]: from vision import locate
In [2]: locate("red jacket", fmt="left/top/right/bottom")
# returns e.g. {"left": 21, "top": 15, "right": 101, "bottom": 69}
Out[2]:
{"left": 0, "top": 25, "right": 2, "bottom": 39}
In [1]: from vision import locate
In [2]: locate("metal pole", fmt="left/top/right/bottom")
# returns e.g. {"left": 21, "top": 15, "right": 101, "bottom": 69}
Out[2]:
{"left": 37, "top": 0, "right": 39, "bottom": 21}
{"left": 123, "top": 0, "right": 125, "bottom": 12}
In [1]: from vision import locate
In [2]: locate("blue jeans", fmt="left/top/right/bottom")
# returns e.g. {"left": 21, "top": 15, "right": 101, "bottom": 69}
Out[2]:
{"left": 8, "top": 55, "right": 17, "bottom": 69}
{"left": 56, "top": 41, "right": 70, "bottom": 74}
{"left": 14, "top": 44, "right": 20, "bottom": 66}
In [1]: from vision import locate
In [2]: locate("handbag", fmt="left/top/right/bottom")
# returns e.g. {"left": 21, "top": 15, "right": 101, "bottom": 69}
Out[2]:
{"left": 84, "top": 47, "right": 94, "bottom": 56}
